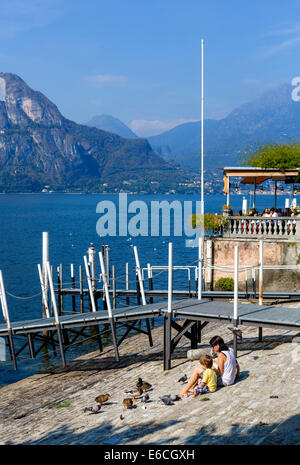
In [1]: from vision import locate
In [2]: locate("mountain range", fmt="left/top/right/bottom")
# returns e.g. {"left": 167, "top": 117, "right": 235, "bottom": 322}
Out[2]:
{"left": 148, "top": 83, "right": 300, "bottom": 170}
{"left": 1, "top": 73, "right": 300, "bottom": 193}
{"left": 0, "top": 73, "right": 183, "bottom": 192}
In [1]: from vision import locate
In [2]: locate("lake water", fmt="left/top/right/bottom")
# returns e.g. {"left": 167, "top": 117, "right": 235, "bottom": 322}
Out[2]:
{"left": 0, "top": 192, "right": 290, "bottom": 387}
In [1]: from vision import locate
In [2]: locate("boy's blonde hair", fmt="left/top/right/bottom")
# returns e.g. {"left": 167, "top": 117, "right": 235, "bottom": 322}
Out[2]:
{"left": 200, "top": 354, "right": 213, "bottom": 369}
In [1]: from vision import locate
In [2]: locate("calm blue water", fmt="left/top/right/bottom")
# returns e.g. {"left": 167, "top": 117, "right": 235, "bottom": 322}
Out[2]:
{"left": 0, "top": 192, "right": 289, "bottom": 387}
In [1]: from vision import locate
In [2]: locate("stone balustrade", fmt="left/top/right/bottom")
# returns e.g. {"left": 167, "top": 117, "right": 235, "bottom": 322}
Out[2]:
{"left": 222, "top": 215, "right": 300, "bottom": 239}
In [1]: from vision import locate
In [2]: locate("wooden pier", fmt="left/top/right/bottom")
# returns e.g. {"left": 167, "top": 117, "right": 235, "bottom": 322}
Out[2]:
{"left": 1, "top": 237, "right": 300, "bottom": 372}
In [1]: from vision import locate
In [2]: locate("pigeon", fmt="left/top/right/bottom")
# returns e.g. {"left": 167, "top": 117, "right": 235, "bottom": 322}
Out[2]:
{"left": 136, "top": 378, "right": 152, "bottom": 391}
{"left": 141, "top": 392, "right": 150, "bottom": 403}
{"left": 169, "top": 394, "right": 180, "bottom": 402}
{"left": 177, "top": 374, "right": 187, "bottom": 383}
{"left": 160, "top": 396, "right": 174, "bottom": 406}
{"left": 123, "top": 398, "right": 134, "bottom": 410}
{"left": 95, "top": 394, "right": 111, "bottom": 405}
{"left": 84, "top": 404, "right": 101, "bottom": 414}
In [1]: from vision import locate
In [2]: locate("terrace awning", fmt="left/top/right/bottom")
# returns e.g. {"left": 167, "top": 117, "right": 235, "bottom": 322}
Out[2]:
{"left": 222, "top": 167, "right": 299, "bottom": 194}
{"left": 222, "top": 167, "right": 300, "bottom": 210}
{"left": 240, "top": 176, "right": 271, "bottom": 185}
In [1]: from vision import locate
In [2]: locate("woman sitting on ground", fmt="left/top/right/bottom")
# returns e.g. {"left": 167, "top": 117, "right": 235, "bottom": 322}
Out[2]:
{"left": 178, "top": 335, "right": 240, "bottom": 397}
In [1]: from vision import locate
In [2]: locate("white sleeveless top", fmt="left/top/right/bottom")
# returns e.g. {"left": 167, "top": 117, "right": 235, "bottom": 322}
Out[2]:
{"left": 221, "top": 348, "right": 237, "bottom": 386}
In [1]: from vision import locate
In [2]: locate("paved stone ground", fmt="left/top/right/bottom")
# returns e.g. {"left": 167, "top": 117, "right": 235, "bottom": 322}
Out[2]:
{"left": 0, "top": 305, "right": 300, "bottom": 445}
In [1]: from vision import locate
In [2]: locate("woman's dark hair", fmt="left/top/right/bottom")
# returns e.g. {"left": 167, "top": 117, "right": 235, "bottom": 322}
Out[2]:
{"left": 209, "top": 335, "right": 228, "bottom": 351}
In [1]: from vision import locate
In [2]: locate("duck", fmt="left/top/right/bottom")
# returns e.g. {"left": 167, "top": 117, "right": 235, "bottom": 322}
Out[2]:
{"left": 123, "top": 398, "right": 133, "bottom": 410}
{"left": 136, "top": 378, "right": 152, "bottom": 391}
{"left": 95, "top": 394, "right": 111, "bottom": 405}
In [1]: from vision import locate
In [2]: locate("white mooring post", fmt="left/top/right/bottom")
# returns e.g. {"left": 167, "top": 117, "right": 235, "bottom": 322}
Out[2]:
{"left": 197, "top": 237, "right": 203, "bottom": 300}
{"left": 259, "top": 240, "right": 264, "bottom": 306}
{"left": 37, "top": 264, "right": 50, "bottom": 318}
{"left": 99, "top": 251, "right": 120, "bottom": 361}
{"left": 133, "top": 246, "right": 153, "bottom": 347}
{"left": 84, "top": 255, "right": 97, "bottom": 312}
{"left": 258, "top": 240, "right": 264, "bottom": 341}
{"left": 0, "top": 270, "right": 17, "bottom": 369}
{"left": 42, "top": 232, "right": 49, "bottom": 317}
{"left": 233, "top": 246, "right": 239, "bottom": 358}
{"left": 133, "top": 246, "right": 147, "bottom": 306}
{"left": 164, "top": 242, "right": 173, "bottom": 371}
{"left": 167, "top": 242, "right": 173, "bottom": 314}
{"left": 46, "top": 261, "right": 66, "bottom": 367}
{"left": 234, "top": 246, "right": 239, "bottom": 322}
{"left": 88, "top": 246, "right": 96, "bottom": 291}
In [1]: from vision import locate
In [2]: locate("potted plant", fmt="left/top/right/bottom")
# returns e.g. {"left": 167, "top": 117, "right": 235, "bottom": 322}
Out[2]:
{"left": 222, "top": 204, "right": 233, "bottom": 217}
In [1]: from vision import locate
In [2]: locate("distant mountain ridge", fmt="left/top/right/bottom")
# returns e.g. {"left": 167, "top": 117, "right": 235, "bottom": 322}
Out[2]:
{"left": 148, "top": 83, "right": 300, "bottom": 169}
{"left": 0, "top": 73, "right": 182, "bottom": 192}
{"left": 85, "top": 114, "right": 137, "bottom": 139}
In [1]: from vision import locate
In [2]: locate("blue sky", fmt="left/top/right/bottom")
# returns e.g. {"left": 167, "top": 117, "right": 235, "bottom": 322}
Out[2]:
{"left": 1, "top": 0, "right": 300, "bottom": 136}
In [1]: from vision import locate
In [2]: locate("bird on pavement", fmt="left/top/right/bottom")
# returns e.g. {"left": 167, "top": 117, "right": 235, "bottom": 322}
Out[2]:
{"left": 177, "top": 374, "right": 187, "bottom": 383}
{"left": 160, "top": 396, "right": 174, "bottom": 406}
{"left": 84, "top": 404, "right": 101, "bottom": 414}
{"left": 95, "top": 394, "right": 111, "bottom": 405}
{"left": 136, "top": 378, "right": 152, "bottom": 391}
{"left": 123, "top": 398, "right": 134, "bottom": 410}
{"left": 141, "top": 392, "right": 150, "bottom": 403}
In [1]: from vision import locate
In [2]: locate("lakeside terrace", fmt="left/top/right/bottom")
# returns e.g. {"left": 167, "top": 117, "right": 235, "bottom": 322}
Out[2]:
{"left": 221, "top": 166, "right": 300, "bottom": 239}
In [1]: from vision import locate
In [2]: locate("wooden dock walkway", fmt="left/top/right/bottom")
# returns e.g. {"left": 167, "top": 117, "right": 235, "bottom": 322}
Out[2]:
{"left": 1, "top": 239, "right": 300, "bottom": 373}
{"left": 1, "top": 297, "right": 300, "bottom": 371}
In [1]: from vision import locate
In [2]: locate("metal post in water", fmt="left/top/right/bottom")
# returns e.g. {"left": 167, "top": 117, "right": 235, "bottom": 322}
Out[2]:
{"left": 42, "top": 232, "right": 49, "bottom": 318}
{"left": 133, "top": 246, "right": 147, "bottom": 306}
{"left": 0, "top": 270, "right": 17, "bottom": 370}
{"left": 259, "top": 240, "right": 263, "bottom": 306}
{"left": 164, "top": 242, "right": 173, "bottom": 371}
{"left": 133, "top": 246, "right": 153, "bottom": 346}
{"left": 71, "top": 264, "right": 76, "bottom": 313}
{"left": 99, "top": 251, "right": 119, "bottom": 361}
{"left": 197, "top": 237, "right": 203, "bottom": 300}
{"left": 46, "top": 261, "right": 66, "bottom": 368}
{"left": 79, "top": 265, "right": 84, "bottom": 313}
{"left": 112, "top": 265, "right": 116, "bottom": 309}
{"left": 125, "top": 262, "right": 130, "bottom": 306}
{"left": 207, "top": 240, "right": 213, "bottom": 291}
{"left": 84, "top": 256, "right": 97, "bottom": 312}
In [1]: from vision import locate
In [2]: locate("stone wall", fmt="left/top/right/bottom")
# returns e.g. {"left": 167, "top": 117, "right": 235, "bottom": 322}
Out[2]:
{"left": 203, "top": 238, "right": 300, "bottom": 292}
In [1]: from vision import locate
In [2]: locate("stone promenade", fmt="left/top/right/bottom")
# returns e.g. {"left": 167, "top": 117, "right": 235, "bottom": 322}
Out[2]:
{"left": 0, "top": 306, "right": 299, "bottom": 445}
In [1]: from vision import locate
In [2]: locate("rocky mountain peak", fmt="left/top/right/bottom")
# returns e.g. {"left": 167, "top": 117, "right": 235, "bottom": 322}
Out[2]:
{"left": 0, "top": 72, "right": 64, "bottom": 128}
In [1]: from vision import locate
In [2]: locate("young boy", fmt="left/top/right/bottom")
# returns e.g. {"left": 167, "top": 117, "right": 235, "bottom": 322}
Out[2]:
{"left": 193, "top": 354, "right": 217, "bottom": 396}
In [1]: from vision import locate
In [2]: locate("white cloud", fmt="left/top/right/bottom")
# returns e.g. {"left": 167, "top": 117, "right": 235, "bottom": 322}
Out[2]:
{"left": 261, "top": 35, "right": 300, "bottom": 58}
{"left": 129, "top": 118, "right": 199, "bottom": 137}
{"left": 85, "top": 74, "right": 127, "bottom": 87}
{"left": 259, "top": 21, "right": 300, "bottom": 58}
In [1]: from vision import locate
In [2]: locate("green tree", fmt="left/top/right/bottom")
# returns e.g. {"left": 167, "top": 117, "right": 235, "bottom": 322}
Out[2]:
{"left": 241, "top": 140, "right": 300, "bottom": 172}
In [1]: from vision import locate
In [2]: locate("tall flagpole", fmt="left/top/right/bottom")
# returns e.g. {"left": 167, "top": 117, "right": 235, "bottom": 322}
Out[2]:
{"left": 201, "top": 38, "right": 204, "bottom": 216}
